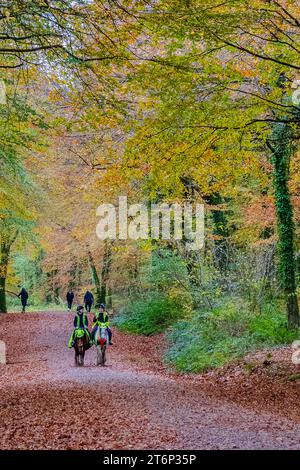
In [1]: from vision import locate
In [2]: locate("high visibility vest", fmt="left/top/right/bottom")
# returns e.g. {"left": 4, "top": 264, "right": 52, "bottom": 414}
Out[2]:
{"left": 94, "top": 312, "right": 109, "bottom": 327}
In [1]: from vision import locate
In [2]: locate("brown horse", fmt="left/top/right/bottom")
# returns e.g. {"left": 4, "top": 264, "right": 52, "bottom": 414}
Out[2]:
{"left": 74, "top": 328, "right": 89, "bottom": 366}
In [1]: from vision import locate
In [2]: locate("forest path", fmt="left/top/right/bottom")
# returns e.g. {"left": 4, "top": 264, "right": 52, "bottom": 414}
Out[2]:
{"left": 0, "top": 311, "right": 299, "bottom": 450}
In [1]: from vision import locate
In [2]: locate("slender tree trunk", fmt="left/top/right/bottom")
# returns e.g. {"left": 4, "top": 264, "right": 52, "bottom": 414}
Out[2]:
{"left": 269, "top": 123, "right": 299, "bottom": 329}
{"left": 99, "top": 241, "right": 112, "bottom": 304}
{"left": 76, "top": 262, "right": 82, "bottom": 293}
{"left": 0, "top": 243, "right": 9, "bottom": 313}
{"left": 68, "top": 263, "right": 76, "bottom": 290}
{"left": 106, "top": 287, "right": 112, "bottom": 309}
{"left": 87, "top": 250, "right": 101, "bottom": 304}
{"left": 46, "top": 272, "right": 53, "bottom": 303}
{"left": 0, "top": 269, "right": 7, "bottom": 313}
{"left": 51, "top": 269, "right": 60, "bottom": 304}
{"left": 0, "top": 247, "right": 9, "bottom": 312}
{"left": 0, "top": 232, "right": 18, "bottom": 313}
{"left": 205, "top": 193, "right": 229, "bottom": 272}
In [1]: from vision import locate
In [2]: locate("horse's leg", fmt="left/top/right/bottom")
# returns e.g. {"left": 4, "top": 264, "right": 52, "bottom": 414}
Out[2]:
{"left": 100, "top": 344, "right": 106, "bottom": 366}
{"left": 97, "top": 346, "right": 101, "bottom": 366}
{"left": 103, "top": 344, "right": 106, "bottom": 366}
{"left": 97, "top": 347, "right": 100, "bottom": 366}
{"left": 75, "top": 348, "right": 78, "bottom": 366}
{"left": 100, "top": 346, "right": 103, "bottom": 366}
{"left": 79, "top": 346, "right": 84, "bottom": 366}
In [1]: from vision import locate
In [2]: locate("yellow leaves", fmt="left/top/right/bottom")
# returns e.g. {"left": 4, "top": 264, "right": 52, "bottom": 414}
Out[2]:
{"left": 0, "top": 264, "right": 6, "bottom": 278}
{"left": 230, "top": 53, "right": 259, "bottom": 78}
{"left": 168, "top": 285, "right": 185, "bottom": 300}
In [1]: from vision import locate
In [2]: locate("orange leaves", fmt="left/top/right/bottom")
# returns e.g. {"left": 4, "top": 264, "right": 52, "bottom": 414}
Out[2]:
{"left": 244, "top": 195, "right": 275, "bottom": 229}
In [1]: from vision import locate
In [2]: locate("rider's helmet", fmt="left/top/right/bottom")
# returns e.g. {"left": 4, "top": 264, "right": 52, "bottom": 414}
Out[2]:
{"left": 97, "top": 303, "right": 105, "bottom": 310}
{"left": 77, "top": 305, "right": 84, "bottom": 313}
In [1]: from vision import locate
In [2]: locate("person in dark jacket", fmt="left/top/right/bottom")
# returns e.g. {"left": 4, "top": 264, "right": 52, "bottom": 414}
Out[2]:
{"left": 68, "top": 305, "right": 91, "bottom": 348}
{"left": 18, "top": 288, "right": 28, "bottom": 313}
{"left": 66, "top": 290, "right": 74, "bottom": 310}
{"left": 84, "top": 290, "right": 94, "bottom": 312}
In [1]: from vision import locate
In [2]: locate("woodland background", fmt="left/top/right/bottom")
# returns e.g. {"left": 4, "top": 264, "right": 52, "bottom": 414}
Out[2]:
{"left": 1, "top": 0, "right": 300, "bottom": 372}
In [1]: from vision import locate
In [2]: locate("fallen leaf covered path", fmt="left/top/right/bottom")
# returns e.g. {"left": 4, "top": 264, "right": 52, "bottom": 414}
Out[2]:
{"left": 0, "top": 312, "right": 299, "bottom": 450}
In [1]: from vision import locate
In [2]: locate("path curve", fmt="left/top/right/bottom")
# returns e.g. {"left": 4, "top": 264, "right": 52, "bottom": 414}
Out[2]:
{"left": 0, "top": 312, "right": 299, "bottom": 450}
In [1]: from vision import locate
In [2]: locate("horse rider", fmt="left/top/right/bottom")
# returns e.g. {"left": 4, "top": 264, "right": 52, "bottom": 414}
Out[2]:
{"left": 68, "top": 305, "right": 92, "bottom": 348}
{"left": 91, "top": 303, "right": 113, "bottom": 345}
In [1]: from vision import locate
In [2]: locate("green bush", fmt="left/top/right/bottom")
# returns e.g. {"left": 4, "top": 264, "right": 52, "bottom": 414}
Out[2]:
{"left": 248, "top": 304, "right": 298, "bottom": 344}
{"left": 114, "top": 249, "right": 193, "bottom": 335}
{"left": 165, "top": 299, "right": 300, "bottom": 373}
{"left": 114, "top": 292, "right": 189, "bottom": 335}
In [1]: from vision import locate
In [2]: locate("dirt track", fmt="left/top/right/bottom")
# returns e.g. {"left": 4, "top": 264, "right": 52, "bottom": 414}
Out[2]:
{"left": 0, "top": 312, "right": 299, "bottom": 450}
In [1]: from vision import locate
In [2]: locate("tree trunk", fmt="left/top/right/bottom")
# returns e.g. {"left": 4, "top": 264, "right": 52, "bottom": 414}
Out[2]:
{"left": 270, "top": 123, "right": 299, "bottom": 329}
{"left": 51, "top": 269, "right": 60, "bottom": 304}
{"left": 0, "top": 239, "right": 15, "bottom": 313}
{"left": 180, "top": 177, "right": 229, "bottom": 271}
{"left": 203, "top": 192, "right": 229, "bottom": 272}
{"left": 0, "top": 274, "right": 7, "bottom": 313}
{"left": 106, "top": 287, "right": 112, "bottom": 309}
{"left": 99, "top": 241, "right": 112, "bottom": 305}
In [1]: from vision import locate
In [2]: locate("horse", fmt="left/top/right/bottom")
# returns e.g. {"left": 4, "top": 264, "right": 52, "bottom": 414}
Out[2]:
{"left": 94, "top": 322, "right": 108, "bottom": 366}
{"left": 74, "top": 328, "right": 89, "bottom": 367}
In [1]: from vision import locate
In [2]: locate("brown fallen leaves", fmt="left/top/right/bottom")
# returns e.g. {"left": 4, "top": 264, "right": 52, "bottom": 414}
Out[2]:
{"left": 0, "top": 311, "right": 299, "bottom": 450}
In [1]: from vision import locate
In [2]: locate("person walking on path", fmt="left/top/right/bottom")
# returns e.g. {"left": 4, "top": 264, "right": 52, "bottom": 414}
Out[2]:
{"left": 84, "top": 290, "right": 94, "bottom": 312}
{"left": 18, "top": 288, "right": 28, "bottom": 313}
{"left": 66, "top": 290, "right": 74, "bottom": 311}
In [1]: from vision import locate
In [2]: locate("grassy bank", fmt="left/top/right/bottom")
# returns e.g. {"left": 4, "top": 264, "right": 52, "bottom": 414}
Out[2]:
{"left": 6, "top": 297, "right": 67, "bottom": 313}
{"left": 114, "top": 296, "right": 300, "bottom": 373}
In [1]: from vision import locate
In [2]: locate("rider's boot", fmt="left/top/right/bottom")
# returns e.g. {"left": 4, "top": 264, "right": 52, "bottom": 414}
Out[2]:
{"left": 68, "top": 332, "right": 75, "bottom": 348}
